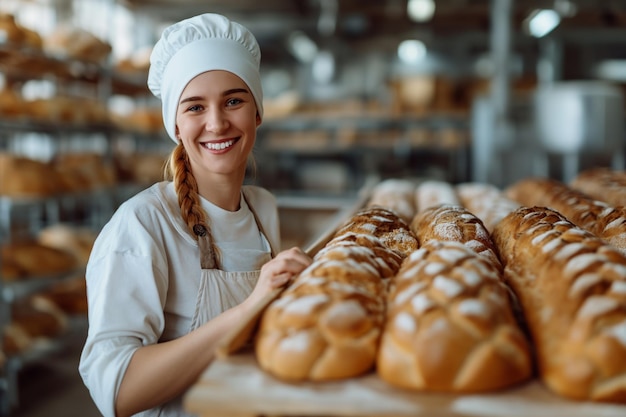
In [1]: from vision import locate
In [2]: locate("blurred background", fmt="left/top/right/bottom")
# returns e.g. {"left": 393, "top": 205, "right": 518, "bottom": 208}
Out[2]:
{"left": 1, "top": 0, "right": 625, "bottom": 415}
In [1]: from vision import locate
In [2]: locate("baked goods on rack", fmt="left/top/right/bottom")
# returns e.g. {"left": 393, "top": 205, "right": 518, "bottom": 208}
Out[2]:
{"left": 255, "top": 207, "right": 416, "bottom": 381}
{"left": 505, "top": 177, "right": 626, "bottom": 253}
{"left": 0, "top": 153, "right": 66, "bottom": 197}
{"left": 3, "top": 296, "right": 68, "bottom": 358}
{"left": 492, "top": 206, "right": 626, "bottom": 403}
{"left": 38, "top": 224, "right": 97, "bottom": 266}
{"left": 414, "top": 179, "right": 460, "bottom": 214}
{"left": 456, "top": 182, "right": 520, "bottom": 233}
{"left": 376, "top": 206, "right": 532, "bottom": 393}
{"left": 1, "top": 241, "right": 78, "bottom": 281}
{"left": 570, "top": 167, "right": 626, "bottom": 208}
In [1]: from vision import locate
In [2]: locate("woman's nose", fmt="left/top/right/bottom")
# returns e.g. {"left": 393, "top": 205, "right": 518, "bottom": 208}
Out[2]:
{"left": 204, "top": 108, "right": 229, "bottom": 132}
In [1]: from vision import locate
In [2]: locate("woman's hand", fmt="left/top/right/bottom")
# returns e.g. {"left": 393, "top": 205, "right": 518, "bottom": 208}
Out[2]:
{"left": 246, "top": 247, "right": 312, "bottom": 307}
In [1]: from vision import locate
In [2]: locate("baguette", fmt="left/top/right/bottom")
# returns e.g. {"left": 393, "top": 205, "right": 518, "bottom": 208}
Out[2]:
{"left": 456, "top": 182, "right": 520, "bottom": 233}
{"left": 505, "top": 177, "right": 626, "bottom": 253}
{"left": 414, "top": 179, "right": 460, "bottom": 214}
{"left": 367, "top": 178, "right": 417, "bottom": 222}
{"left": 570, "top": 167, "right": 626, "bottom": 208}
{"left": 377, "top": 239, "right": 532, "bottom": 392}
{"left": 492, "top": 206, "right": 626, "bottom": 402}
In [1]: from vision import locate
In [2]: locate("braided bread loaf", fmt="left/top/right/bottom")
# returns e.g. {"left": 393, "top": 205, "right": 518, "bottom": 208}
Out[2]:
{"left": 492, "top": 206, "right": 626, "bottom": 403}
{"left": 255, "top": 207, "right": 417, "bottom": 381}
{"left": 570, "top": 167, "right": 626, "bottom": 208}
{"left": 377, "top": 239, "right": 533, "bottom": 392}
{"left": 505, "top": 177, "right": 626, "bottom": 253}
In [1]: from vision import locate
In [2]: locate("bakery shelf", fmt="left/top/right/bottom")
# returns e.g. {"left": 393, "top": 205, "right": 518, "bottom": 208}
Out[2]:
{"left": 0, "top": 44, "right": 102, "bottom": 83}
{"left": 0, "top": 118, "right": 115, "bottom": 135}
{"left": 1, "top": 268, "right": 85, "bottom": 304}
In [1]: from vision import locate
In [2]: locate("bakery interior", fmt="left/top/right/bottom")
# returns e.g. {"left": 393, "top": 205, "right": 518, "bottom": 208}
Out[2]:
{"left": 1, "top": 0, "right": 626, "bottom": 415}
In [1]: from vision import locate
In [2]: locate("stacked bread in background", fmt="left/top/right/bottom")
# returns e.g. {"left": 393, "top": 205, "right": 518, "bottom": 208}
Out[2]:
{"left": 0, "top": 151, "right": 167, "bottom": 198}
{"left": 255, "top": 168, "right": 626, "bottom": 404}
{"left": 1, "top": 224, "right": 95, "bottom": 364}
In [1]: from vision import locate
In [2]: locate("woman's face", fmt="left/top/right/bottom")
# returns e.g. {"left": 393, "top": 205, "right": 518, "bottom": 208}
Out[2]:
{"left": 175, "top": 70, "right": 260, "bottom": 179}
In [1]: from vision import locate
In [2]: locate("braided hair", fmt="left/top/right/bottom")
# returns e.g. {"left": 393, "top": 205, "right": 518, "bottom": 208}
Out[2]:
{"left": 164, "top": 143, "right": 219, "bottom": 269}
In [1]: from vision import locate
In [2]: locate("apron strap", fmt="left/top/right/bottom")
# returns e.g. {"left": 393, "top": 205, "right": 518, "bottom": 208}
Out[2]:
{"left": 242, "top": 188, "right": 277, "bottom": 258}
{"left": 195, "top": 224, "right": 218, "bottom": 270}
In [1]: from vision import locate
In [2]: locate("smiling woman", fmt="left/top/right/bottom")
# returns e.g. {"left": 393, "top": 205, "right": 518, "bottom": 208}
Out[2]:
{"left": 77, "top": 13, "right": 312, "bottom": 417}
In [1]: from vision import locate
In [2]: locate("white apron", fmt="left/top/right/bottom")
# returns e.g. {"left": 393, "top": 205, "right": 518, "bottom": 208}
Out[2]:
{"left": 150, "top": 192, "right": 276, "bottom": 417}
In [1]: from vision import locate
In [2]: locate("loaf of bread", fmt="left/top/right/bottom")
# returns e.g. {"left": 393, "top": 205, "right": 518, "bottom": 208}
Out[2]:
{"left": 410, "top": 204, "right": 502, "bottom": 270}
{"left": 38, "top": 224, "right": 97, "bottom": 266}
{"left": 505, "top": 177, "right": 626, "bottom": 253}
{"left": 456, "top": 182, "right": 520, "bottom": 233}
{"left": 0, "top": 153, "right": 67, "bottom": 197}
{"left": 3, "top": 296, "right": 68, "bottom": 357}
{"left": 1, "top": 241, "right": 78, "bottom": 281}
{"left": 255, "top": 207, "right": 417, "bottom": 381}
{"left": 377, "top": 239, "right": 532, "bottom": 392}
{"left": 492, "top": 206, "right": 626, "bottom": 402}
{"left": 570, "top": 167, "right": 626, "bottom": 208}
{"left": 414, "top": 179, "right": 460, "bottom": 214}
{"left": 367, "top": 178, "right": 417, "bottom": 222}
{"left": 332, "top": 206, "right": 419, "bottom": 258}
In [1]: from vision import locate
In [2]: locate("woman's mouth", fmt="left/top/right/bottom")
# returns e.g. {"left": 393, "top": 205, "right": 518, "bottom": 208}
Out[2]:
{"left": 202, "top": 138, "right": 238, "bottom": 151}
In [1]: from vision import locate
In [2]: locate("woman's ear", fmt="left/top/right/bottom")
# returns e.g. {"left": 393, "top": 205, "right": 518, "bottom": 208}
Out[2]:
{"left": 256, "top": 112, "right": 262, "bottom": 127}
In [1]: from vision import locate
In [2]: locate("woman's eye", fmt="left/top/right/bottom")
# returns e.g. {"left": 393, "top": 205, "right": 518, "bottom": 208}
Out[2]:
{"left": 226, "top": 97, "right": 243, "bottom": 107}
{"left": 187, "top": 104, "right": 203, "bottom": 112}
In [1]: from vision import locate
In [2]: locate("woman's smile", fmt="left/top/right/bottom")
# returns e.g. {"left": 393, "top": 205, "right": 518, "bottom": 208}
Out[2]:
{"left": 201, "top": 137, "right": 240, "bottom": 152}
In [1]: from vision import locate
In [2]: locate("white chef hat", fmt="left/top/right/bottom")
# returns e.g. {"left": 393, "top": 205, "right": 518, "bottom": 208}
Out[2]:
{"left": 147, "top": 13, "right": 263, "bottom": 142}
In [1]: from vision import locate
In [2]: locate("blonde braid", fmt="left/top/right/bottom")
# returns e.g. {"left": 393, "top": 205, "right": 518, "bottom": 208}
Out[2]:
{"left": 166, "top": 143, "right": 220, "bottom": 269}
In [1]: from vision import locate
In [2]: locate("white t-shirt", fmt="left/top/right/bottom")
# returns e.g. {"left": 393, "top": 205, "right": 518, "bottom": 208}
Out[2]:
{"left": 79, "top": 181, "right": 280, "bottom": 417}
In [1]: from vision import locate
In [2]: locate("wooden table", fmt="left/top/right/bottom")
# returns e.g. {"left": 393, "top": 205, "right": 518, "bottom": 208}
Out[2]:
{"left": 184, "top": 349, "right": 626, "bottom": 417}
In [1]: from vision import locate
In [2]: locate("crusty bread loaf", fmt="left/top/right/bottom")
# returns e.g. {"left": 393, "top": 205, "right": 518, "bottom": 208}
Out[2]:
{"left": 1, "top": 241, "right": 78, "bottom": 281}
{"left": 255, "top": 207, "right": 417, "bottom": 381}
{"left": 492, "top": 206, "right": 626, "bottom": 403}
{"left": 377, "top": 239, "right": 532, "bottom": 392}
{"left": 38, "top": 224, "right": 97, "bottom": 266}
{"left": 414, "top": 179, "right": 460, "bottom": 214}
{"left": 410, "top": 204, "right": 502, "bottom": 270}
{"left": 0, "top": 153, "right": 67, "bottom": 197}
{"left": 505, "top": 177, "right": 626, "bottom": 253}
{"left": 456, "top": 182, "right": 520, "bottom": 233}
{"left": 367, "top": 179, "right": 417, "bottom": 223}
{"left": 333, "top": 206, "right": 419, "bottom": 257}
{"left": 570, "top": 167, "right": 626, "bottom": 208}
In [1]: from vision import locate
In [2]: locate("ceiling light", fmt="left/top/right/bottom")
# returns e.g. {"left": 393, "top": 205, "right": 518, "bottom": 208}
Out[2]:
{"left": 287, "top": 31, "right": 318, "bottom": 63}
{"left": 407, "top": 0, "right": 436, "bottom": 22}
{"left": 398, "top": 39, "right": 427, "bottom": 64}
{"left": 312, "top": 50, "right": 335, "bottom": 84}
{"left": 525, "top": 9, "right": 561, "bottom": 38}
{"left": 595, "top": 60, "right": 626, "bottom": 82}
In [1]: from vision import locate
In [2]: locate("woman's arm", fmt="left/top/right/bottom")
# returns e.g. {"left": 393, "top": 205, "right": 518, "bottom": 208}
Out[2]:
{"left": 114, "top": 247, "right": 312, "bottom": 417}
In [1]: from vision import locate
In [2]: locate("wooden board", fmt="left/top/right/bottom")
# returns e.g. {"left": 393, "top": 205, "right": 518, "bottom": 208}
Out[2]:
{"left": 184, "top": 349, "right": 626, "bottom": 417}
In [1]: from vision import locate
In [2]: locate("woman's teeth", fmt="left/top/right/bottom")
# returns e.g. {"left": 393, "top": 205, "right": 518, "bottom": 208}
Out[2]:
{"left": 204, "top": 139, "right": 235, "bottom": 150}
